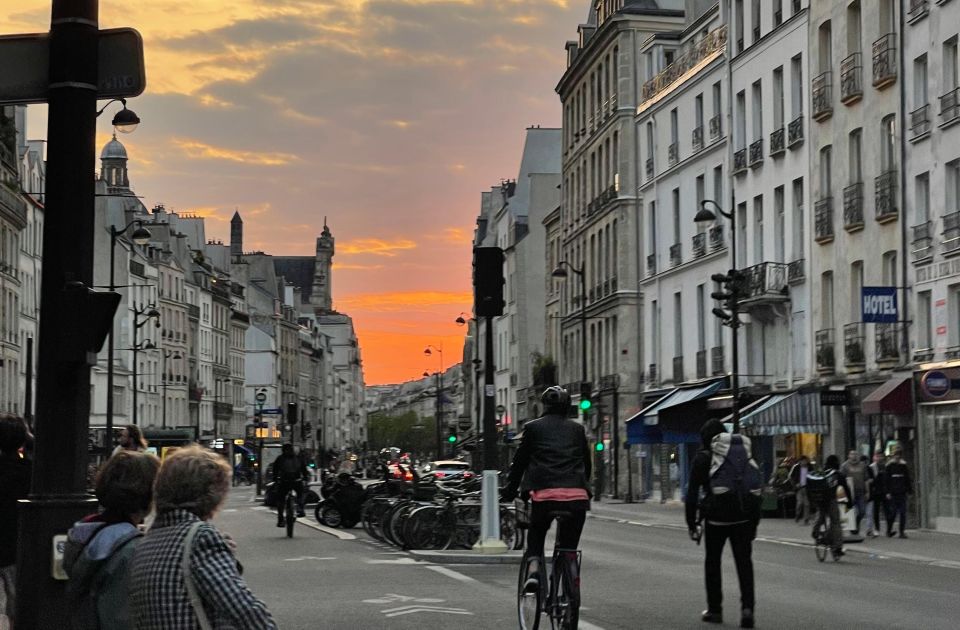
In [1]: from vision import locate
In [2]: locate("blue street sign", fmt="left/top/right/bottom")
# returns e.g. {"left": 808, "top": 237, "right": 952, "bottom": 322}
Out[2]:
{"left": 260, "top": 408, "right": 283, "bottom": 415}
{"left": 862, "top": 286, "right": 898, "bottom": 323}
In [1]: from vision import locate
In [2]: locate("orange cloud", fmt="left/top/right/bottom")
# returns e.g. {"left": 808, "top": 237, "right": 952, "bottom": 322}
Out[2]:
{"left": 425, "top": 227, "right": 472, "bottom": 244}
{"left": 338, "top": 238, "right": 417, "bottom": 256}
{"left": 332, "top": 263, "right": 386, "bottom": 271}
{"left": 172, "top": 138, "right": 298, "bottom": 165}
{"left": 355, "top": 329, "right": 467, "bottom": 385}
{"left": 337, "top": 290, "right": 472, "bottom": 312}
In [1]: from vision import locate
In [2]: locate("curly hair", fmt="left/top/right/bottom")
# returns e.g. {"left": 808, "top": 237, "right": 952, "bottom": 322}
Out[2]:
{"left": 0, "top": 414, "right": 27, "bottom": 454}
{"left": 154, "top": 445, "right": 232, "bottom": 519}
{"left": 96, "top": 450, "right": 160, "bottom": 518}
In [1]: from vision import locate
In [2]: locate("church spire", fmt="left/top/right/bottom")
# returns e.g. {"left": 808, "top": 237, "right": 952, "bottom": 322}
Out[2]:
{"left": 311, "top": 221, "right": 335, "bottom": 313}
{"left": 230, "top": 210, "right": 243, "bottom": 258}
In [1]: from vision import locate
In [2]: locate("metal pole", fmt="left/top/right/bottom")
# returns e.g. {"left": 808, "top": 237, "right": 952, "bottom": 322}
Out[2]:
{"left": 730, "top": 193, "right": 741, "bottom": 434}
{"left": 482, "top": 316, "right": 498, "bottom": 471}
{"left": 15, "top": 0, "right": 100, "bottom": 624}
{"left": 132, "top": 325, "right": 138, "bottom": 427}
{"left": 256, "top": 400, "right": 264, "bottom": 495}
{"left": 612, "top": 384, "right": 619, "bottom": 497}
{"left": 161, "top": 352, "right": 167, "bottom": 429}
{"left": 106, "top": 229, "right": 116, "bottom": 445}
{"left": 435, "top": 372, "right": 442, "bottom": 459}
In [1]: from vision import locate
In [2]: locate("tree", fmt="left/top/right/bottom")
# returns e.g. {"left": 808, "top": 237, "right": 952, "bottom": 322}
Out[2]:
{"left": 367, "top": 410, "right": 432, "bottom": 456}
{"left": 531, "top": 352, "right": 558, "bottom": 387}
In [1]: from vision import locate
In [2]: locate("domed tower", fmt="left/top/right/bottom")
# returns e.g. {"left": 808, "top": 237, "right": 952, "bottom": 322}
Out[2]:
{"left": 100, "top": 133, "right": 130, "bottom": 192}
{"left": 311, "top": 219, "right": 335, "bottom": 312}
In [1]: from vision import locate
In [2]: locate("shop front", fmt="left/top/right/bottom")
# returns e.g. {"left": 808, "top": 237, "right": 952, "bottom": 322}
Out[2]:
{"left": 914, "top": 366, "right": 960, "bottom": 534}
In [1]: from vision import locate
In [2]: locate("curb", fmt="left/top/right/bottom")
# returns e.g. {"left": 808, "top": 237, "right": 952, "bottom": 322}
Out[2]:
{"left": 409, "top": 550, "right": 524, "bottom": 564}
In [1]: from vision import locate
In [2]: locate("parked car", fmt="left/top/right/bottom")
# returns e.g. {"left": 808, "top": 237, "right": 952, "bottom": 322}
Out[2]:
{"left": 419, "top": 460, "right": 474, "bottom": 481}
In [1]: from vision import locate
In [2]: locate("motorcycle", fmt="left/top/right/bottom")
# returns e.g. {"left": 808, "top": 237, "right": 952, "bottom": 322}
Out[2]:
{"left": 315, "top": 474, "right": 367, "bottom": 528}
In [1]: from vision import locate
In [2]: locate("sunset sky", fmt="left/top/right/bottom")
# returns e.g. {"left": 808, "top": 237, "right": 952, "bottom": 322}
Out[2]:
{"left": 3, "top": 0, "right": 581, "bottom": 384}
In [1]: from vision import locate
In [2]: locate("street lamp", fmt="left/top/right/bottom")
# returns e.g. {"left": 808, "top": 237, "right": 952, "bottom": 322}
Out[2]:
{"left": 424, "top": 345, "right": 445, "bottom": 458}
{"left": 694, "top": 198, "right": 742, "bottom": 433}
{"left": 551, "top": 261, "right": 588, "bottom": 390}
{"left": 455, "top": 312, "right": 470, "bottom": 326}
{"left": 254, "top": 388, "right": 268, "bottom": 495}
{"left": 131, "top": 303, "right": 160, "bottom": 426}
{"left": 161, "top": 350, "right": 181, "bottom": 429}
{"left": 96, "top": 98, "right": 141, "bottom": 134}
{"left": 105, "top": 220, "right": 151, "bottom": 448}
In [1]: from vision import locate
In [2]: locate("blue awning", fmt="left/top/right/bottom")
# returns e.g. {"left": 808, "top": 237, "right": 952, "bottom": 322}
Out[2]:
{"left": 626, "top": 380, "right": 725, "bottom": 444}
{"left": 731, "top": 392, "right": 830, "bottom": 436}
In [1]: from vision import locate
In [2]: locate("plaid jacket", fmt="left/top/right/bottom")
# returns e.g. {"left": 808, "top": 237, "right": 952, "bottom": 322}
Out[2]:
{"left": 130, "top": 509, "right": 276, "bottom": 629}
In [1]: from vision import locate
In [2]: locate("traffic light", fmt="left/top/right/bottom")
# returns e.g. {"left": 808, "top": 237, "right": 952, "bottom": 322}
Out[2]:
{"left": 473, "top": 247, "right": 505, "bottom": 317}
{"left": 595, "top": 441, "right": 605, "bottom": 452}
{"left": 286, "top": 402, "right": 299, "bottom": 425}
{"left": 447, "top": 429, "right": 457, "bottom": 444}
{"left": 710, "top": 269, "right": 749, "bottom": 324}
{"left": 579, "top": 382, "right": 593, "bottom": 412}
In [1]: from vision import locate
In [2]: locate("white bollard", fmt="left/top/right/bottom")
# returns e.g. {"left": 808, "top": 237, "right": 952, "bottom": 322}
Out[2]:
{"left": 473, "top": 469, "right": 508, "bottom": 553}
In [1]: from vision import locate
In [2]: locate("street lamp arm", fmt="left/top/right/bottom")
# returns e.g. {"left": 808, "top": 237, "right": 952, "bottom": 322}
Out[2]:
{"left": 701, "top": 199, "right": 733, "bottom": 220}
{"left": 553, "top": 259, "right": 584, "bottom": 276}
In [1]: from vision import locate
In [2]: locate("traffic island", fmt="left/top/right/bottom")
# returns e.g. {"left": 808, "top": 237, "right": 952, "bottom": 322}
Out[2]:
{"left": 409, "top": 549, "right": 524, "bottom": 564}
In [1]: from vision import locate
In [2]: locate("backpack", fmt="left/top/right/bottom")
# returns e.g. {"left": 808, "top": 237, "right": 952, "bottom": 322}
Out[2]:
{"left": 65, "top": 524, "right": 140, "bottom": 630}
{"left": 706, "top": 433, "right": 763, "bottom": 523}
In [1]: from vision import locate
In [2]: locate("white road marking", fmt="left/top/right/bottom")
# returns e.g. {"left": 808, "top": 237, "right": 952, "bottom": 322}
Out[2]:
{"left": 425, "top": 565, "right": 477, "bottom": 583}
{"left": 293, "top": 517, "right": 357, "bottom": 540}
{"left": 364, "top": 557, "right": 421, "bottom": 565}
{"left": 283, "top": 556, "right": 336, "bottom": 562}
{"left": 579, "top": 620, "right": 606, "bottom": 630}
{"left": 363, "top": 594, "right": 446, "bottom": 604}
{"left": 222, "top": 508, "right": 238, "bottom": 513}
{"left": 381, "top": 605, "right": 473, "bottom": 618}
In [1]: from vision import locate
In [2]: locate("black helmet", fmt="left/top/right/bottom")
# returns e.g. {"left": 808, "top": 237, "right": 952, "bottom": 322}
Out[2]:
{"left": 540, "top": 386, "right": 570, "bottom": 411}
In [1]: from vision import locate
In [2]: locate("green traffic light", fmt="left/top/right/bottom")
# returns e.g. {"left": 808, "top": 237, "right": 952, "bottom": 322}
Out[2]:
{"left": 595, "top": 441, "right": 604, "bottom": 452}
{"left": 448, "top": 434, "right": 457, "bottom": 443}
{"left": 579, "top": 398, "right": 592, "bottom": 411}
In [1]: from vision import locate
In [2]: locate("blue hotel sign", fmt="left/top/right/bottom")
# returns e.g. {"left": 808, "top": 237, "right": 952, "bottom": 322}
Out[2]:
{"left": 862, "top": 287, "right": 898, "bottom": 323}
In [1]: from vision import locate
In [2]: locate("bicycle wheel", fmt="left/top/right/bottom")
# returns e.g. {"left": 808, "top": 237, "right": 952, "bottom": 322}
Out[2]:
{"left": 450, "top": 503, "right": 481, "bottom": 549}
{"left": 382, "top": 501, "right": 408, "bottom": 546}
{"left": 813, "top": 521, "right": 828, "bottom": 562}
{"left": 551, "top": 551, "right": 580, "bottom": 630}
{"left": 406, "top": 506, "right": 452, "bottom": 550}
{"left": 285, "top": 493, "right": 295, "bottom": 538}
{"left": 500, "top": 508, "right": 519, "bottom": 550}
{"left": 517, "top": 555, "right": 542, "bottom": 630}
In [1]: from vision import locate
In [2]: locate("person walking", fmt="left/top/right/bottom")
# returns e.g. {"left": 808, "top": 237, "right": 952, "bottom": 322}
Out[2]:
{"left": 860, "top": 455, "right": 877, "bottom": 537}
{"left": 840, "top": 450, "right": 867, "bottom": 534}
{"left": 64, "top": 450, "right": 161, "bottom": 629}
{"left": 686, "top": 419, "right": 762, "bottom": 629}
{"left": 868, "top": 449, "right": 887, "bottom": 537}
{"left": 130, "top": 445, "right": 277, "bottom": 629}
{"left": 789, "top": 455, "right": 812, "bottom": 524}
{"left": 0, "top": 415, "right": 31, "bottom": 630}
{"left": 112, "top": 424, "right": 148, "bottom": 455}
{"left": 885, "top": 446, "right": 912, "bottom": 538}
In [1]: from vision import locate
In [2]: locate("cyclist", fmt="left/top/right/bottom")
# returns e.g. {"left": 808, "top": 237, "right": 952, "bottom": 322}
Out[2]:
{"left": 502, "top": 386, "right": 592, "bottom": 589}
{"left": 809, "top": 454, "right": 852, "bottom": 558}
{"left": 272, "top": 444, "right": 307, "bottom": 527}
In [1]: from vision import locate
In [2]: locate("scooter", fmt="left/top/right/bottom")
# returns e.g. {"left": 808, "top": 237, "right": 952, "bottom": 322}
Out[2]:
{"left": 315, "top": 474, "right": 366, "bottom": 528}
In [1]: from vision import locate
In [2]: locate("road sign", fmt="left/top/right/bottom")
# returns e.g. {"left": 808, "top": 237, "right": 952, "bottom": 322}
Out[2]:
{"left": 260, "top": 407, "right": 282, "bottom": 415}
{"left": 255, "top": 391, "right": 267, "bottom": 403}
{"left": 0, "top": 28, "right": 145, "bottom": 105}
{"left": 457, "top": 417, "right": 473, "bottom": 431}
{"left": 862, "top": 286, "right": 898, "bottom": 323}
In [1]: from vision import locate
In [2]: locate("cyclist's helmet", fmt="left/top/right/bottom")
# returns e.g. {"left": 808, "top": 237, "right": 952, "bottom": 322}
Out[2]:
{"left": 540, "top": 386, "right": 571, "bottom": 414}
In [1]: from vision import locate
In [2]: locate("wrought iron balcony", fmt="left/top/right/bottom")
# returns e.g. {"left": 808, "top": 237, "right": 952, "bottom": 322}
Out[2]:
{"left": 668, "top": 141, "right": 679, "bottom": 166}
{"left": 843, "top": 323, "right": 866, "bottom": 369}
{"left": 875, "top": 170, "right": 898, "bottom": 223}
{"left": 843, "top": 182, "right": 864, "bottom": 231}
{"left": 733, "top": 148, "right": 747, "bottom": 174}
{"left": 669, "top": 242, "right": 682, "bottom": 267}
{"left": 812, "top": 72, "right": 833, "bottom": 121}
{"left": 672, "top": 356, "right": 684, "bottom": 383}
{"left": 840, "top": 53, "right": 863, "bottom": 104}
{"left": 692, "top": 125, "right": 704, "bottom": 152}
{"left": 875, "top": 323, "right": 901, "bottom": 363}
{"left": 770, "top": 127, "right": 785, "bottom": 156}
{"left": 711, "top": 346, "right": 725, "bottom": 376}
{"left": 915, "top": 347, "right": 935, "bottom": 363}
{"left": 740, "top": 262, "right": 789, "bottom": 305}
{"left": 941, "top": 87, "right": 960, "bottom": 125}
{"left": 788, "top": 259, "right": 805, "bottom": 284}
{"left": 911, "top": 221, "right": 934, "bottom": 262}
{"left": 646, "top": 157, "right": 654, "bottom": 180}
{"left": 696, "top": 349, "right": 707, "bottom": 379}
{"left": 749, "top": 139, "right": 764, "bottom": 167}
{"left": 692, "top": 232, "right": 707, "bottom": 258}
{"left": 709, "top": 224, "right": 725, "bottom": 251}
{"left": 910, "top": 104, "right": 931, "bottom": 139}
{"left": 815, "top": 197, "right": 834, "bottom": 243}
{"left": 816, "top": 328, "right": 836, "bottom": 373}
{"left": 647, "top": 253, "right": 657, "bottom": 276}
{"left": 709, "top": 114, "right": 722, "bottom": 140}
{"left": 942, "top": 211, "right": 960, "bottom": 255}
{"left": 641, "top": 25, "right": 728, "bottom": 105}
{"left": 908, "top": 0, "right": 929, "bottom": 23}
{"left": 872, "top": 34, "right": 897, "bottom": 88}
{"left": 788, "top": 115, "right": 804, "bottom": 147}
{"left": 648, "top": 363, "right": 658, "bottom": 386}
{"left": 947, "top": 345, "right": 960, "bottom": 361}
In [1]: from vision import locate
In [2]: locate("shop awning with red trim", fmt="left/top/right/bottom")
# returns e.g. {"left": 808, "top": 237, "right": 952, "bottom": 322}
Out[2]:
{"left": 862, "top": 375, "right": 913, "bottom": 415}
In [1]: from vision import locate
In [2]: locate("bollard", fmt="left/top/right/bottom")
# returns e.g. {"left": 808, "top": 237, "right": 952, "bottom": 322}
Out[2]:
{"left": 473, "top": 470, "right": 507, "bottom": 553}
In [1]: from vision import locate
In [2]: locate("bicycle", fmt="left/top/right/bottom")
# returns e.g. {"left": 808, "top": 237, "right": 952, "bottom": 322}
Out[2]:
{"left": 811, "top": 502, "right": 842, "bottom": 562}
{"left": 517, "top": 510, "right": 581, "bottom": 630}
{"left": 283, "top": 487, "right": 297, "bottom": 538}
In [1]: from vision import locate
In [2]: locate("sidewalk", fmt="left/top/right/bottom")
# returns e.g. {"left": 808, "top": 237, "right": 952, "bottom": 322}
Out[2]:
{"left": 588, "top": 497, "right": 960, "bottom": 568}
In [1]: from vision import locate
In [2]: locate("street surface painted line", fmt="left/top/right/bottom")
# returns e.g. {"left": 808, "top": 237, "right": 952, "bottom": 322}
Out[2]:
{"left": 579, "top": 620, "right": 606, "bottom": 630}
{"left": 381, "top": 605, "right": 473, "bottom": 618}
{"left": 295, "top": 517, "right": 357, "bottom": 540}
{"left": 425, "top": 565, "right": 477, "bottom": 583}
{"left": 362, "top": 594, "right": 446, "bottom": 604}
{"left": 365, "top": 557, "right": 421, "bottom": 564}
{"left": 283, "top": 556, "right": 336, "bottom": 561}
{"left": 221, "top": 508, "right": 238, "bottom": 512}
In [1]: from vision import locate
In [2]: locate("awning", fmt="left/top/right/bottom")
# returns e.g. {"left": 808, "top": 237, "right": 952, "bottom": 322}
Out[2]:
{"left": 736, "top": 391, "right": 830, "bottom": 436}
{"left": 626, "top": 380, "right": 725, "bottom": 444}
{"left": 862, "top": 376, "right": 912, "bottom": 415}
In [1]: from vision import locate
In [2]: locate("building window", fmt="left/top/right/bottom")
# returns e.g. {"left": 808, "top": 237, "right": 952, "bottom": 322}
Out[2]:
{"left": 791, "top": 54, "right": 803, "bottom": 118}
{"left": 847, "top": 1, "right": 861, "bottom": 55}
{"left": 915, "top": 54, "right": 928, "bottom": 108}
{"left": 774, "top": 186, "right": 785, "bottom": 263}
{"left": 821, "top": 271, "right": 834, "bottom": 328}
{"left": 849, "top": 128, "right": 862, "bottom": 182}
{"left": 880, "top": 114, "right": 897, "bottom": 172}
{"left": 773, "top": 66, "right": 784, "bottom": 130}
{"left": 736, "top": 90, "right": 747, "bottom": 149}
{"left": 820, "top": 145, "right": 832, "bottom": 196}
{"left": 751, "top": 80, "right": 763, "bottom": 141}
{"left": 916, "top": 172, "right": 930, "bottom": 223}
{"left": 945, "top": 36, "right": 959, "bottom": 91}
{"left": 818, "top": 21, "right": 832, "bottom": 75}
{"left": 793, "top": 177, "right": 805, "bottom": 260}
{"left": 947, "top": 160, "right": 960, "bottom": 213}
{"left": 918, "top": 291, "right": 933, "bottom": 350}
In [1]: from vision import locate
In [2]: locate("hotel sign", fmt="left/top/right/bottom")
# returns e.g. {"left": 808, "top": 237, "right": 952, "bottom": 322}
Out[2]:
{"left": 861, "top": 287, "right": 898, "bottom": 323}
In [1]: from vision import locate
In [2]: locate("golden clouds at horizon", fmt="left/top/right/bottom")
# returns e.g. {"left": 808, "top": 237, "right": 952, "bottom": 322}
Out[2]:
{"left": 172, "top": 138, "right": 299, "bottom": 165}
{"left": 337, "top": 290, "right": 472, "bottom": 311}
{"left": 338, "top": 237, "right": 417, "bottom": 256}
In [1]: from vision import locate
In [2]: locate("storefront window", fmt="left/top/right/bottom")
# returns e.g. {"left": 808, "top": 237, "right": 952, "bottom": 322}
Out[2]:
{"left": 922, "top": 406, "right": 960, "bottom": 532}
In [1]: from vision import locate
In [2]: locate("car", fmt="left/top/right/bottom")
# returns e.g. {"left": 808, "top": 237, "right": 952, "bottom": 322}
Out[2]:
{"left": 419, "top": 460, "right": 475, "bottom": 481}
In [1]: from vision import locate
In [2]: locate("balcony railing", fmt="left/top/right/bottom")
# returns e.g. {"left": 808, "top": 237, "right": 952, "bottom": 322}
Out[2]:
{"left": 840, "top": 53, "right": 863, "bottom": 104}
{"left": 647, "top": 253, "right": 657, "bottom": 276}
{"left": 844, "top": 323, "right": 866, "bottom": 369}
{"left": 872, "top": 33, "right": 897, "bottom": 88}
{"left": 942, "top": 211, "right": 960, "bottom": 255}
{"left": 641, "top": 25, "right": 728, "bottom": 105}
{"left": 749, "top": 139, "right": 764, "bottom": 167}
{"left": 709, "top": 114, "right": 722, "bottom": 140}
{"left": 911, "top": 104, "right": 931, "bottom": 139}
{"left": 709, "top": 224, "right": 725, "bottom": 250}
{"left": 816, "top": 328, "right": 836, "bottom": 373}
{"left": 668, "top": 141, "right": 679, "bottom": 165}
{"left": 692, "top": 125, "right": 704, "bottom": 152}
{"left": 908, "top": 0, "right": 930, "bottom": 23}
{"left": 692, "top": 232, "right": 707, "bottom": 258}
{"left": 648, "top": 363, "right": 658, "bottom": 386}
{"left": 947, "top": 345, "right": 960, "bottom": 361}
{"left": 672, "top": 356, "right": 684, "bottom": 383}
{"left": 214, "top": 401, "right": 233, "bottom": 420}
{"left": 741, "top": 262, "right": 789, "bottom": 304}
{"left": 815, "top": 197, "right": 834, "bottom": 243}
{"left": 733, "top": 148, "right": 747, "bottom": 173}
{"left": 812, "top": 71, "right": 833, "bottom": 121}
{"left": 769, "top": 127, "right": 785, "bottom": 155}
{"left": 941, "top": 87, "right": 960, "bottom": 125}
{"left": 696, "top": 349, "right": 707, "bottom": 379}
{"left": 788, "top": 259, "right": 805, "bottom": 284}
{"left": 669, "top": 242, "right": 682, "bottom": 267}
{"left": 875, "top": 170, "right": 898, "bottom": 222}
{"left": 843, "top": 182, "right": 864, "bottom": 231}
{"left": 788, "top": 115, "right": 804, "bottom": 147}
{"left": 711, "top": 346, "right": 725, "bottom": 376}
{"left": 646, "top": 158, "right": 654, "bottom": 180}
{"left": 911, "top": 221, "right": 934, "bottom": 262}
{"left": 875, "top": 323, "right": 901, "bottom": 363}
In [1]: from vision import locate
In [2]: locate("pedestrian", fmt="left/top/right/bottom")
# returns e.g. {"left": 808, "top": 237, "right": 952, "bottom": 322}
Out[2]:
{"left": 789, "top": 455, "right": 812, "bottom": 524}
{"left": 868, "top": 449, "right": 887, "bottom": 537}
{"left": 0, "top": 415, "right": 32, "bottom": 630}
{"left": 885, "top": 446, "right": 912, "bottom": 538}
{"left": 686, "top": 419, "right": 762, "bottom": 629}
{"left": 64, "top": 450, "right": 161, "bottom": 629}
{"left": 839, "top": 450, "right": 867, "bottom": 533}
{"left": 860, "top": 454, "right": 877, "bottom": 537}
{"left": 113, "top": 424, "right": 148, "bottom": 455}
{"left": 130, "top": 445, "right": 277, "bottom": 629}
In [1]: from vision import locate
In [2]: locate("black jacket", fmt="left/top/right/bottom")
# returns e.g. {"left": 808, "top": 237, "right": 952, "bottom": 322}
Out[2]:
{"left": 885, "top": 459, "right": 912, "bottom": 496}
{"left": 505, "top": 414, "right": 592, "bottom": 495}
{"left": 272, "top": 453, "right": 307, "bottom": 483}
{"left": 0, "top": 453, "right": 31, "bottom": 567}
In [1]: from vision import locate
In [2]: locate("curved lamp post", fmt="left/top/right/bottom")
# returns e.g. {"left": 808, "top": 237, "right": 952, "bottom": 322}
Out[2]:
{"left": 96, "top": 97, "right": 140, "bottom": 133}
{"left": 131, "top": 304, "right": 160, "bottom": 426}
{"left": 161, "top": 349, "right": 181, "bottom": 429}
{"left": 424, "top": 344, "right": 445, "bottom": 457}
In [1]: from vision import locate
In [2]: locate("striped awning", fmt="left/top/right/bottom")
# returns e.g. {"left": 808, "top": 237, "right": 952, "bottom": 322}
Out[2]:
{"left": 625, "top": 380, "right": 726, "bottom": 444}
{"left": 734, "top": 392, "right": 830, "bottom": 436}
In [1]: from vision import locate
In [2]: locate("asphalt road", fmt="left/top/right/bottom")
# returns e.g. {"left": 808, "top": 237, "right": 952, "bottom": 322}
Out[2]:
{"left": 216, "top": 487, "right": 960, "bottom": 629}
